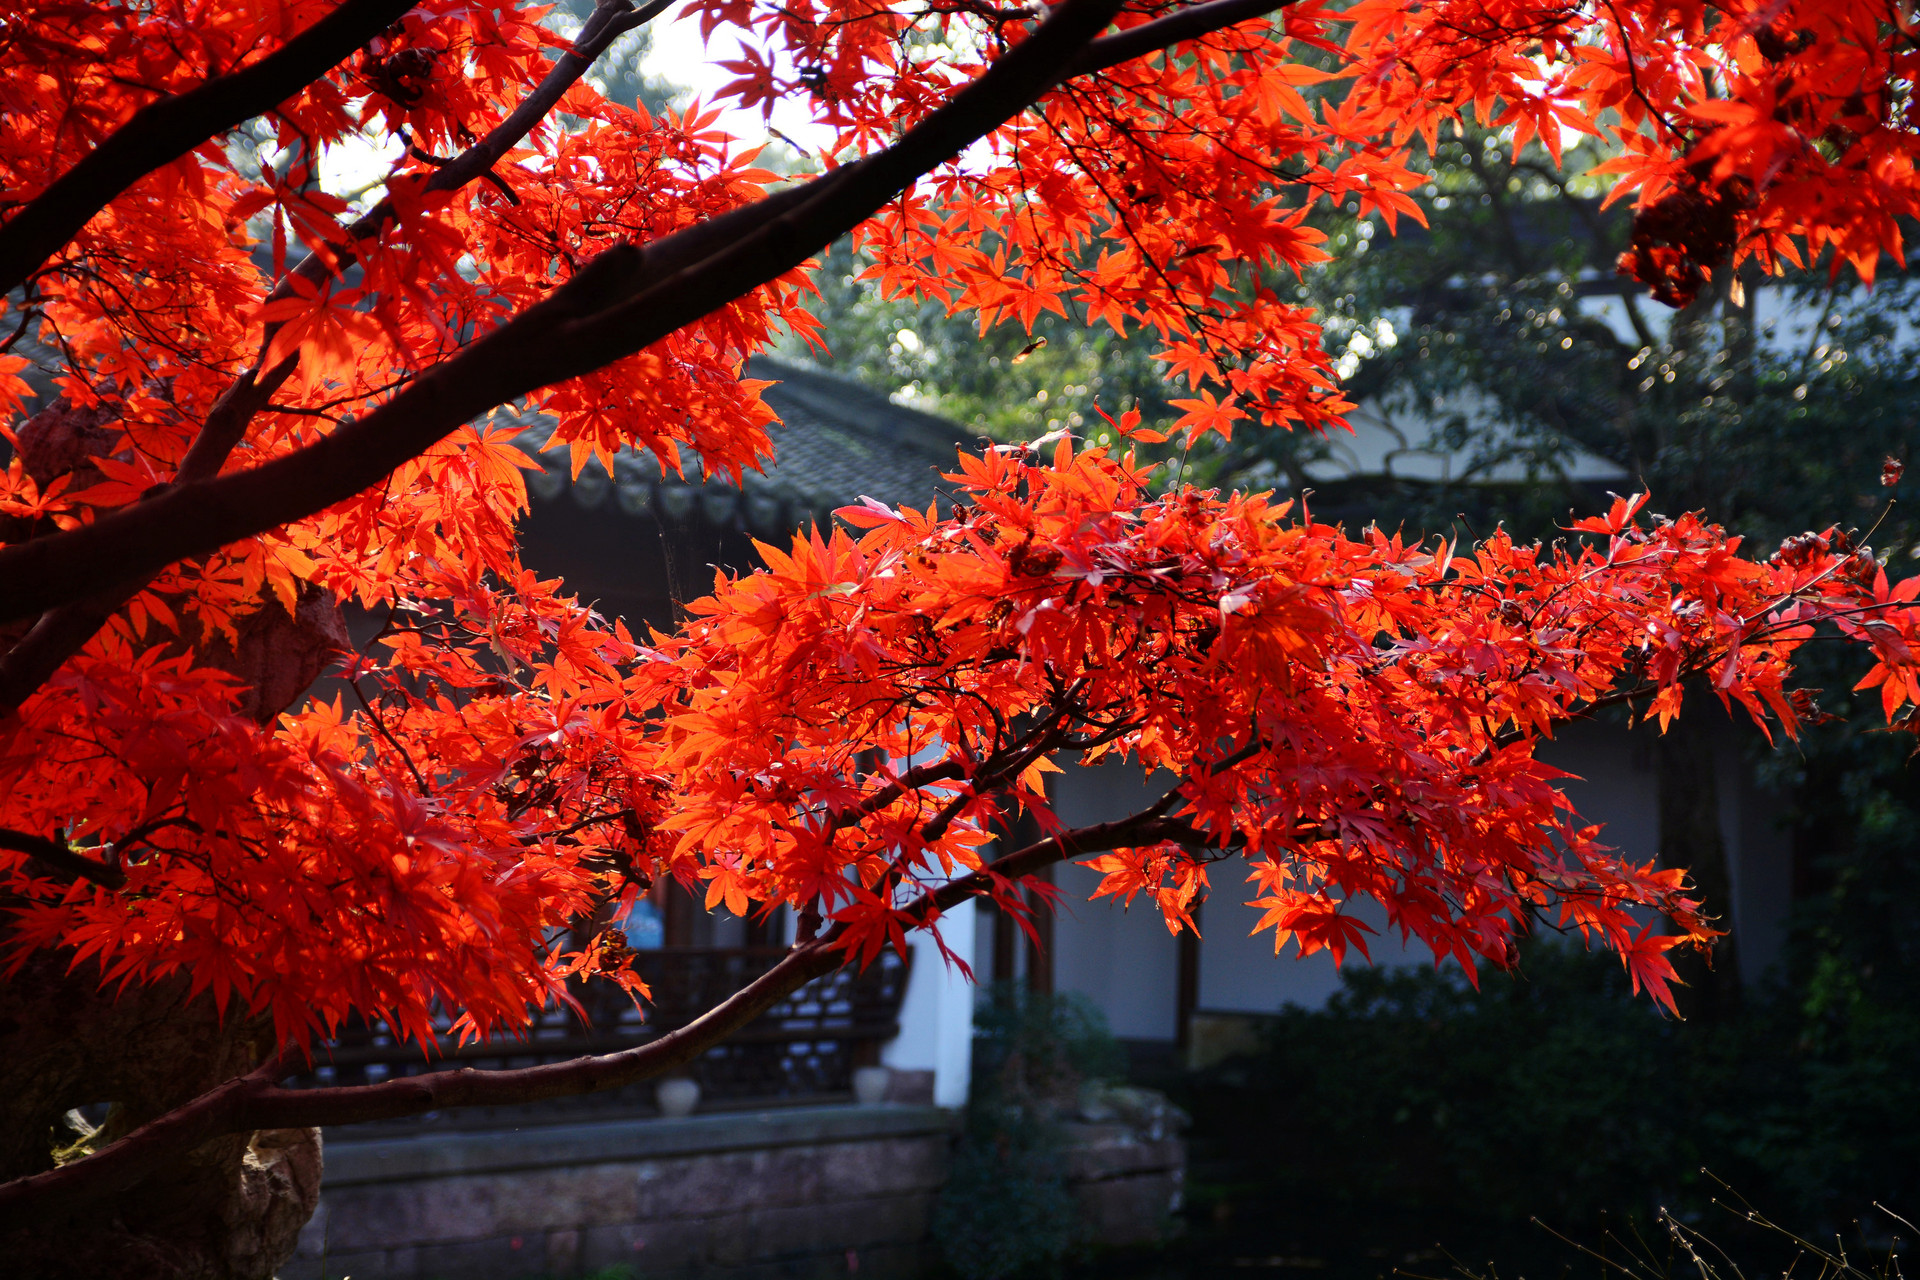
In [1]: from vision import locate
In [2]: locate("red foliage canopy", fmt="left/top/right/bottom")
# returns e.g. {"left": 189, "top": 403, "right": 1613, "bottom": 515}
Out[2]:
{"left": 0, "top": 0, "right": 1915, "bottom": 1217}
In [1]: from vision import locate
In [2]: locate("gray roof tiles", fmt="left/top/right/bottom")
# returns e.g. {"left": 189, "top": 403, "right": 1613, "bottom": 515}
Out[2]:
{"left": 508, "top": 356, "right": 982, "bottom": 536}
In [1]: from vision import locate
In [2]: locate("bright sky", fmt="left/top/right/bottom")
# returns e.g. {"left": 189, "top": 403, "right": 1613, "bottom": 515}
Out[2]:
{"left": 639, "top": 5, "right": 840, "bottom": 162}
{"left": 311, "top": 5, "right": 838, "bottom": 206}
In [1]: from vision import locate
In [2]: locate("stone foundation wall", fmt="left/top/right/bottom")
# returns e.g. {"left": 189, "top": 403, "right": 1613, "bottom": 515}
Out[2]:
{"left": 1059, "top": 1120, "right": 1186, "bottom": 1248}
{"left": 283, "top": 1105, "right": 957, "bottom": 1280}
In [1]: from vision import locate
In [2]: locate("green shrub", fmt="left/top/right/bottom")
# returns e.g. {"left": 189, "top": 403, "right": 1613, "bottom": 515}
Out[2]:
{"left": 932, "top": 985, "right": 1126, "bottom": 1280}
{"left": 1180, "top": 929, "right": 1920, "bottom": 1271}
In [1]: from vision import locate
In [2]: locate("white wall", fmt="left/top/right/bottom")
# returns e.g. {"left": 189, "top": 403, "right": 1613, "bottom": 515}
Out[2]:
{"left": 1051, "top": 858, "right": 1184, "bottom": 1040}
{"left": 1050, "top": 759, "right": 1433, "bottom": 1034}
{"left": 1543, "top": 713, "right": 1795, "bottom": 984}
{"left": 1043, "top": 714, "right": 1796, "bottom": 1032}
{"left": 1538, "top": 718, "right": 1661, "bottom": 863}
{"left": 1050, "top": 760, "right": 1183, "bottom": 1040}
{"left": 1194, "top": 893, "right": 1429, "bottom": 1017}
{"left": 881, "top": 898, "right": 976, "bottom": 1107}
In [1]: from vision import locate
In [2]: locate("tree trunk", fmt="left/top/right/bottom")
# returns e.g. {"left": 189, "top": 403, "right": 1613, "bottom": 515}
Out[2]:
{"left": 0, "top": 948, "right": 321, "bottom": 1279}
{"left": 0, "top": 536, "right": 342, "bottom": 1275}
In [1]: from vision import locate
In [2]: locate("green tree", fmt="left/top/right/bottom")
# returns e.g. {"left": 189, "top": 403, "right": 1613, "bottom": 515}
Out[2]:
{"left": 1262, "top": 134, "right": 1920, "bottom": 549}
{"left": 777, "top": 239, "right": 1183, "bottom": 446}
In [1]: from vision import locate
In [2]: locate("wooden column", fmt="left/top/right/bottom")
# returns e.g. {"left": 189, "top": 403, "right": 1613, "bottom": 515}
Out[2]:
{"left": 1024, "top": 861, "right": 1055, "bottom": 995}
{"left": 1175, "top": 903, "right": 1200, "bottom": 1052}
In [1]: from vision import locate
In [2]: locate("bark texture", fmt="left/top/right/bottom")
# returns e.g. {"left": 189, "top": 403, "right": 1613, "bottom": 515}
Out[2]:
{"left": 0, "top": 950, "right": 321, "bottom": 1278}
{"left": 194, "top": 582, "right": 350, "bottom": 726}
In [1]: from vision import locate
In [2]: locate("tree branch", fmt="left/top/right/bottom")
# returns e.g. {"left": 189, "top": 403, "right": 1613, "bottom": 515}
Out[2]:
{"left": 0, "top": 0, "right": 415, "bottom": 298}
{"left": 178, "top": 0, "right": 671, "bottom": 484}
{"left": 0, "top": 931, "right": 833, "bottom": 1226}
{"left": 0, "top": 1046, "right": 296, "bottom": 1222}
{"left": 1068, "top": 0, "right": 1295, "bottom": 77}
{"left": 0, "top": 913, "right": 849, "bottom": 1224}
{"left": 0, "top": 0, "right": 1293, "bottom": 626}
{"left": 269, "top": 0, "right": 670, "bottom": 309}
{"left": 0, "top": 827, "right": 125, "bottom": 890}
{"left": 0, "top": 1, "right": 667, "bottom": 715}
{"left": 0, "top": 588, "right": 138, "bottom": 721}
{"left": 911, "top": 805, "right": 1190, "bottom": 923}
{"left": 0, "top": 356, "right": 299, "bottom": 720}
{"left": 0, "top": 785, "right": 1217, "bottom": 1222}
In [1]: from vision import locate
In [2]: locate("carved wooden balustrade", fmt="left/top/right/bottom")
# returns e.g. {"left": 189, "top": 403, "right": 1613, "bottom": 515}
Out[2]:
{"left": 288, "top": 947, "right": 911, "bottom": 1123}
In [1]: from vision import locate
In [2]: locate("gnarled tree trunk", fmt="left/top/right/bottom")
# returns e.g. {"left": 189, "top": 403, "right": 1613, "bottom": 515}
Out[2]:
{"left": 0, "top": 949, "right": 321, "bottom": 1278}
{"left": 0, "top": 500, "right": 343, "bottom": 1275}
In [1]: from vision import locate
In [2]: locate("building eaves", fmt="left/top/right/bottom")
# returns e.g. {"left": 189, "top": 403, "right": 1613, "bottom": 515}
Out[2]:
{"left": 507, "top": 355, "right": 983, "bottom": 537}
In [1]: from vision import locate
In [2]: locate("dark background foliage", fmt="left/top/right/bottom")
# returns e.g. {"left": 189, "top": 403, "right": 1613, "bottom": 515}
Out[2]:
{"left": 935, "top": 987, "right": 1128, "bottom": 1280}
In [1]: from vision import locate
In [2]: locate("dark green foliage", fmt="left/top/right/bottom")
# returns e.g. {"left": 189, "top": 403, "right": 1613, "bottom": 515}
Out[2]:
{"left": 1188, "top": 946, "right": 1762, "bottom": 1226}
{"left": 969, "top": 981, "right": 1129, "bottom": 1096}
{"left": 933, "top": 986, "right": 1126, "bottom": 1280}
{"left": 1209, "top": 133, "right": 1920, "bottom": 553}
{"left": 775, "top": 241, "right": 1184, "bottom": 448}
{"left": 934, "top": 1110, "right": 1082, "bottom": 1280}
{"left": 1763, "top": 731, "right": 1920, "bottom": 1218}
{"left": 1179, "top": 879, "right": 1920, "bottom": 1267}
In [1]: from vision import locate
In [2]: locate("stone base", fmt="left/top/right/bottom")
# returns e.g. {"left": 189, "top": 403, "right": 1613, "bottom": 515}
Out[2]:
{"left": 1060, "top": 1121, "right": 1186, "bottom": 1248}
{"left": 283, "top": 1105, "right": 957, "bottom": 1280}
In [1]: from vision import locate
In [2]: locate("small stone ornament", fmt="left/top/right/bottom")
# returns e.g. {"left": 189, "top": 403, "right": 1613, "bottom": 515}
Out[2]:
{"left": 655, "top": 1077, "right": 701, "bottom": 1118}
{"left": 852, "top": 1065, "right": 892, "bottom": 1106}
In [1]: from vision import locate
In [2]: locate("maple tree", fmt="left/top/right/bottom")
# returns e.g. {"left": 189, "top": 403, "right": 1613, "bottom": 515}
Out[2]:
{"left": 0, "top": 0, "right": 1917, "bottom": 1274}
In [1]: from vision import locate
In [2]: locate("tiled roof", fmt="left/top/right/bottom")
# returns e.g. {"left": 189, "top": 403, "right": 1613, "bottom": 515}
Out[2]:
{"left": 505, "top": 356, "right": 983, "bottom": 536}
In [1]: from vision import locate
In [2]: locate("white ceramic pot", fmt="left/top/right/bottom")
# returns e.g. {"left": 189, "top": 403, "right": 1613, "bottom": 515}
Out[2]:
{"left": 852, "top": 1065, "right": 891, "bottom": 1107}
{"left": 655, "top": 1077, "right": 701, "bottom": 1118}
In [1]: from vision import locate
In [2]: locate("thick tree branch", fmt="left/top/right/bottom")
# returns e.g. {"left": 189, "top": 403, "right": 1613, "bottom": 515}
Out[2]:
{"left": 0, "top": 0, "right": 415, "bottom": 298}
{"left": 0, "top": 786, "right": 1214, "bottom": 1223}
{"left": 0, "top": 590, "right": 131, "bottom": 720}
{"left": 1068, "top": 0, "right": 1295, "bottom": 77}
{"left": 0, "top": 2, "right": 664, "bottom": 716}
{"left": 0, "top": 932, "right": 826, "bottom": 1224}
{"left": 0, "top": 360, "right": 298, "bottom": 719}
{"left": 0, "top": 0, "right": 1291, "bottom": 626}
{"left": 0, "top": 1046, "right": 295, "bottom": 1222}
{"left": 0, "top": 827, "right": 125, "bottom": 890}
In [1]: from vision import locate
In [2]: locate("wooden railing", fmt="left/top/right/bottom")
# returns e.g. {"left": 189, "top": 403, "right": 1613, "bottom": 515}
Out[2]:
{"left": 288, "top": 947, "right": 911, "bottom": 1121}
